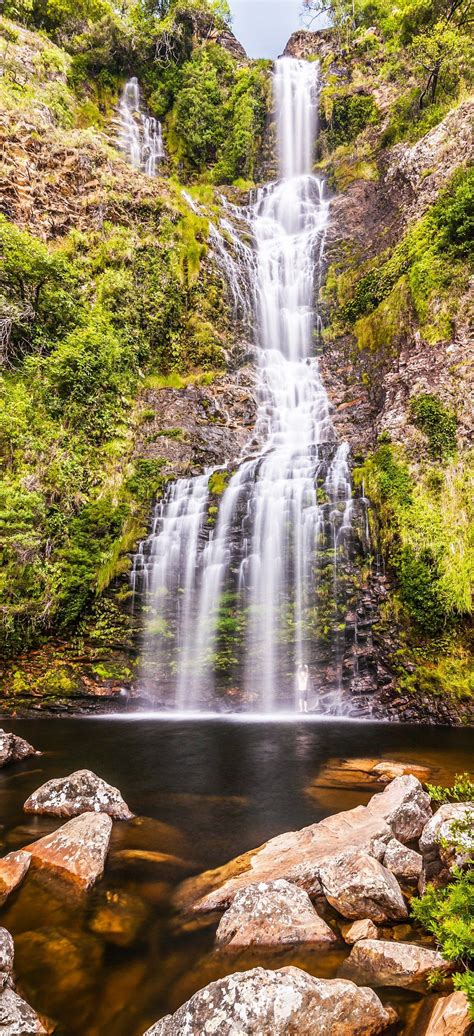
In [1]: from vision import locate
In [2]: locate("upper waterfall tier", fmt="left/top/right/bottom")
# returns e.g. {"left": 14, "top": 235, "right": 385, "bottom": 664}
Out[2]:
{"left": 133, "top": 58, "right": 369, "bottom": 713}
{"left": 116, "top": 77, "right": 165, "bottom": 176}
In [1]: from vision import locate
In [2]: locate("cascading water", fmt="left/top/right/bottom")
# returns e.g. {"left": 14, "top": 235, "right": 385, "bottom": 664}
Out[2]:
{"left": 133, "top": 58, "right": 369, "bottom": 713}
{"left": 116, "top": 77, "right": 165, "bottom": 176}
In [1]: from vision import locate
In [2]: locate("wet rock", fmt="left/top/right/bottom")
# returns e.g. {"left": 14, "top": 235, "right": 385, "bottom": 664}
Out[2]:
{"left": 0, "top": 731, "right": 37, "bottom": 768}
{"left": 423, "top": 991, "right": 472, "bottom": 1035}
{"left": 340, "top": 939, "right": 452, "bottom": 992}
{"left": 111, "top": 816, "right": 187, "bottom": 858}
{"left": 89, "top": 889, "right": 149, "bottom": 947}
{"left": 15, "top": 926, "right": 103, "bottom": 1029}
{"left": 419, "top": 803, "right": 474, "bottom": 865}
{"left": 111, "top": 849, "right": 193, "bottom": 878}
{"left": 341, "top": 919, "right": 379, "bottom": 944}
{"left": 24, "top": 812, "right": 112, "bottom": 890}
{"left": 319, "top": 851, "right": 408, "bottom": 923}
{"left": 367, "top": 776, "right": 432, "bottom": 843}
{"left": 215, "top": 880, "right": 337, "bottom": 950}
{"left": 307, "top": 758, "right": 431, "bottom": 793}
{"left": 0, "top": 851, "right": 31, "bottom": 906}
{"left": 0, "top": 987, "right": 47, "bottom": 1034}
{"left": 383, "top": 839, "right": 423, "bottom": 882}
{"left": 24, "top": 769, "right": 133, "bottom": 820}
{"left": 144, "top": 966, "right": 397, "bottom": 1035}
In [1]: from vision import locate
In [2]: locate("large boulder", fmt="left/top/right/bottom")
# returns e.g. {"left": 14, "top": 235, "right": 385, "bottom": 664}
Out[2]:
{"left": 24, "top": 770, "right": 133, "bottom": 821}
{"left": 144, "top": 966, "right": 396, "bottom": 1035}
{"left": 340, "top": 939, "right": 452, "bottom": 992}
{"left": 383, "top": 839, "right": 423, "bottom": 881}
{"left": 215, "top": 880, "right": 336, "bottom": 950}
{"left": 24, "top": 812, "right": 112, "bottom": 890}
{"left": 423, "top": 990, "right": 472, "bottom": 1035}
{"left": 319, "top": 851, "right": 408, "bottom": 923}
{"left": 176, "top": 776, "right": 429, "bottom": 918}
{"left": 0, "top": 987, "right": 47, "bottom": 1034}
{"left": 419, "top": 804, "right": 474, "bottom": 864}
{"left": 0, "top": 851, "right": 31, "bottom": 906}
{"left": 0, "top": 731, "right": 37, "bottom": 769}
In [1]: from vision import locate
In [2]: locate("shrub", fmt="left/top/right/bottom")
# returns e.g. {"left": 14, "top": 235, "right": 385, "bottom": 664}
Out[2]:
{"left": 410, "top": 393, "right": 457, "bottom": 459}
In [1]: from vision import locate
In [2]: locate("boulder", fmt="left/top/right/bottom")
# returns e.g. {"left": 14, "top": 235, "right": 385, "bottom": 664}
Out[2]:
{"left": 0, "top": 731, "right": 37, "bottom": 768}
{"left": 24, "top": 812, "right": 112, "bottom": 890}
{"left": 419, "top": 804, "right": 474, "bottom": 864}
{"left": 319, "top": 851, "right": 408, "bottom": 923}
{"left": 423, "top": 991, "right": 472, "bottom": 1035}
{"left": 306, "top": 758, "right": 431, "bottom": 793}
{"left": 24, "top": 770, "right": 133, "bottom": 821}
{"left": 341, "top": 919, "right": 379, "bottom": 944}
{"left": 383, "top": 839, "right": 423, "bottom": 881}
{"left": 0, "top": 929, "right": 14, "bottom": 992}
{"left": 0, "top": 987, "right": 47, "bottom": 1034}
{"left": 367, "top": 776, "right": 432, "bottom": 843}
{"left": 144, "top": 966, "right": 396, "bottom": 1035}
{"left": 0, "top": 851, "right": 31, "bottom": 906}
{"left": 215, "top": 880, "right": 337, "bottom": 950}
{"left": 340, "top": 939, "right": 452, "bottom": 992}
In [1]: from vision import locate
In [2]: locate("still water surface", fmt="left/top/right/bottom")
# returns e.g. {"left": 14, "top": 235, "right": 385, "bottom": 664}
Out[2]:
{"left": 0, "top": 718, "right": 471, "bottom": 1034}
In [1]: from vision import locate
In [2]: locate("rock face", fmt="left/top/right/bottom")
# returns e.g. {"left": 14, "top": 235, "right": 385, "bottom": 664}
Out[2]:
{"left": 383, "top": 839, "right": 423, "bottom": 881}
{"left": 24, "top": 769, "right": 133, "bottom": 820}
{"left": 24, "top": 811, "right": 112, "bottom": 890}
{"left": 341, "top": 919, "right": 379, "bottom": 944}
{"left": 144, "top": 966, "right": 396, "bottom": 1035}
{"left": 319, "top": 851, "right": 407, "bottom": 923}
{"left": 0, "top": 731, "right": 37, "bottom": 768}
{"left": 176, "top": 776, "right": 428, "bottom": 918}
{"left": 215, "top": 880, "right": 336, "bottom": 949}
{"left": 340, "top": 939, "right": 452, "bottom": 992}
{"left": 0, "top": 851, "right": 31, "bottom": 906}
{"left": 0, "top": 928, "right": 14, "bottom": 989}
{"left": 0, "top": 987, "right": 47, "bottom": 1034}
{"left": 424, "top": 991, "right": 472, "bottom": 1036}
{"left": 419, "top": 803, "right": 474, "bottom": 862}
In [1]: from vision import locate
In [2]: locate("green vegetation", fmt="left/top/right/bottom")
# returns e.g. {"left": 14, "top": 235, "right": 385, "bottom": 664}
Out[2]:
{"left": 410, "top": 393, "right": 457, "bottom": 459}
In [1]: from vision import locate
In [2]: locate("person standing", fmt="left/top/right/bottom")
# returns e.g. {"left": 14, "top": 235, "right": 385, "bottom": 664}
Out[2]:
{"left": 297, "top": 663, "right": 309, "bottom": 713}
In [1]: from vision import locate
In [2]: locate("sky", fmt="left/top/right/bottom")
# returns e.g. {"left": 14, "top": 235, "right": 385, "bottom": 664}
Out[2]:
{"left": 228, "top": 1, "right": 306, "bottom": 59}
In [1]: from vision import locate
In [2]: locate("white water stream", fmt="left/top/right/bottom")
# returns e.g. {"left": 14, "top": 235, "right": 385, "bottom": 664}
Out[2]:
{"left": 116, "top": 77, "right": 165, "bottom": 175}
{"left": 133, "top": 58, "right": 366, "bottom": 712}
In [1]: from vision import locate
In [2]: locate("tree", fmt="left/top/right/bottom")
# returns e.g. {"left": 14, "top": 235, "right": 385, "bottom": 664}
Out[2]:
{"left": 411, "top": 20, "right": 472, "bottom": 107}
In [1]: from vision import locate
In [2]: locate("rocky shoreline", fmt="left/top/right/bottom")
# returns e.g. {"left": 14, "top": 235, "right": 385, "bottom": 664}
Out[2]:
{"left": 0, "top": 729, "right": 471, "bottom": 1033}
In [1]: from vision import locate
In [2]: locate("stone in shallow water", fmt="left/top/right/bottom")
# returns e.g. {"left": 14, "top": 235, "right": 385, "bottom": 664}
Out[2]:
{"left": 14, "top": 926, "right": 103, "bottom": 1030}
{"left": 0, "top": 986, "right": 47, "bottom": 1034}
{"left": 0, "top": 731, "right": 37, "bottom": 769}
{"left": 24, "top": 812, "right": 112, "bottom": 890}
{"left": 341, "top": 918, "right": 379, "bottom": 944}
{"left": 24, "top": 769, "right": 133, "bottom": 820}
{"left": 318, "top": 851, "right": 408, "bottom": 924}
{"left": 89, "top": 888, "right": 149, "bottom": 947}
{"left": 143, "top": 966, "right": 397, "bottom": 1035}
{"left": 340, "top": 939, "right": 452, "bottom": 992}
{"left": 215, "top": 880, "right": 336, "bottom": 949}
{"left": 0, "top": 851, "right": 31, "bottom": 907}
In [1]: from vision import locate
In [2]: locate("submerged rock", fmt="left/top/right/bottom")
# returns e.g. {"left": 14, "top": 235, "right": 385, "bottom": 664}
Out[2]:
{"left": 89, "top": 889, "right": 149, "bottom": 947}
{"left": 24, "top": 812, "right": 112, "bottom": 890}
{"left": 0, "top": 731, "right": 37, "bottom": 768}
{"left": 319, "top": 851, "right": 407, "bottom": 923}
{"left": 340, "top": 939, "right": 452, "bottom": 991}
{"left": 215, "top": 880, "right": 336, "bottom": 949}
{"left": 0, "top": 851, "right": 31, "bottom": 906}
{"left": 24, "top": 769, "right": 133, "bottom": 820}
{"left": 0, "top": 987, "right": 47, "bottom": 1034}
{"left": 423, "top": 990, "right": 472, "bottom": 1035}
{"left": 144, "top": 966, "right": 397, "bottom": 1035}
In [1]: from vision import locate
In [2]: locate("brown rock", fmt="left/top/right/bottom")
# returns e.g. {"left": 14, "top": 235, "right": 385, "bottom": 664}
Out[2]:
{"left": 419, "top": 804, "right": 474, "bottom": 865}
{"left": 0, "top": 850, "right": 31, "bottom": 906}
{"left": 89, "top": 889, "right": 149, "bottom": 947}
{"left": 341, "top": 919, "right": 379, "bottom": 944}
{"left": 383, "top": 839, "right": 423, "bottom": 881}
{"left": 215, "top": 880, "right": 337, "bottom": 950}
{"left": 24, "top": 769, "right": 133, "bottom": 820}
{"left": 423, "top": 991, "right": 472, "bottom": 1035}
{"left": 0, "top": 730, "right": 37, "bottom": 768}
{"left": 319, "top": 851, "right": 408, "bottom": 924}
{"left": 24, "top": 812, "right": 112, "bottom": 890}
{"left": 144, "top": 966, "right": 397, "bottom": 1035}
{"left": 367, "top": 775, "right": 432, "bottom": 843}
{"left": 340, "top": 939, "right": 452, "bottom": 992}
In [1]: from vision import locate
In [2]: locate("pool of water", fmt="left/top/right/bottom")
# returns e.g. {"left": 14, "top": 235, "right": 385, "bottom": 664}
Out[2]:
{"left": 0, "top": 717, "right": 471, "bottom": 1034}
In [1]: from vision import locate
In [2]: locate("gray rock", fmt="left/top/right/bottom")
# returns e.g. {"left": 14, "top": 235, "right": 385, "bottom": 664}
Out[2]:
{"left": 24, "top": 770, "right": 133, "bottom": 821}
{"left": 419, "top": 803, "right": 474, "bottom": 864}
{"left": 215, "top": 880, "right": 336, "bottom": 949}
{"left": 340, "top": 939, "right": 452, "bottom": 992}
{"left": 144, "top": 966, "right": 396, "bottom": 1035}
{"left": 367, "top": 775, "right": 432, "bottom": 843}
{"left": 0, "top": 732, "right": 37, "bottom": 769}
{"left": 0, "top": 930, "right": 14, "bottom": 975}
{"left": 319, "top": 850, "right": 408, "bottom": 924}
{"left": 383, "top": 838, "right": 423, "bottom": 881}
{"left": 24, "top": 811, "right": 112, "bottom": 890}
{"left": 0, "top": 987, "right": 47, "bottom": 1034}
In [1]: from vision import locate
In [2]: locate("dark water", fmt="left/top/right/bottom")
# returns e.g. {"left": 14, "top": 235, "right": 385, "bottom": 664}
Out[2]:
{"left": 0, "top": 717, "right": 472, "bottom": 1035}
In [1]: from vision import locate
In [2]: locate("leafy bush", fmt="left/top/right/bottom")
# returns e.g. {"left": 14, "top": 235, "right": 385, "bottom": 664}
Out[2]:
{"left": 410, "top": 393, "right": 457, "bottom": 459}
{"left": 326, "top": 92, "right": 379, "bottom": 149}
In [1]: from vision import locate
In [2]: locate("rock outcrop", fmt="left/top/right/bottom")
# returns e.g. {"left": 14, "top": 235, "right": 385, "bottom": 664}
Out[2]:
{"left": 215, "top": 880, "right": 336, "bottom": 949}
{"left": 0, "top": 731, "right": 37, "bottom": 768}
{"left": 144, "top": 966, "right": 396, "bottom": 1035}
{"left": 0, "top": 850, "right": 31, "bottom": 906}
{"left": 24, "top": 811, "right": 112, "bottom": 889}
{"left": 318, "top": 851, "right": 407, "bottom": 923}
{"left": 24, "top": 769, "right": 133, "bottom": 821}
{"left": 340, "top": 939, "right": 452, "bottom": 991}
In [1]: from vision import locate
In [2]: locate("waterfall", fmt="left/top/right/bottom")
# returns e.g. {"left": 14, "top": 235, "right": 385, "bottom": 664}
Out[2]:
{"left": 116, "top": 77, "right": 165, "bottom": 175}
{"left": 134, "top": 58, "right": 368, "bottom": 713}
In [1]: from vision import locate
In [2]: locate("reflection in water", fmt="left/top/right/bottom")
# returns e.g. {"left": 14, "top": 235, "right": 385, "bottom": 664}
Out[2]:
{"left": 0, "top": 718, "right": 470, "bottom": 1034}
